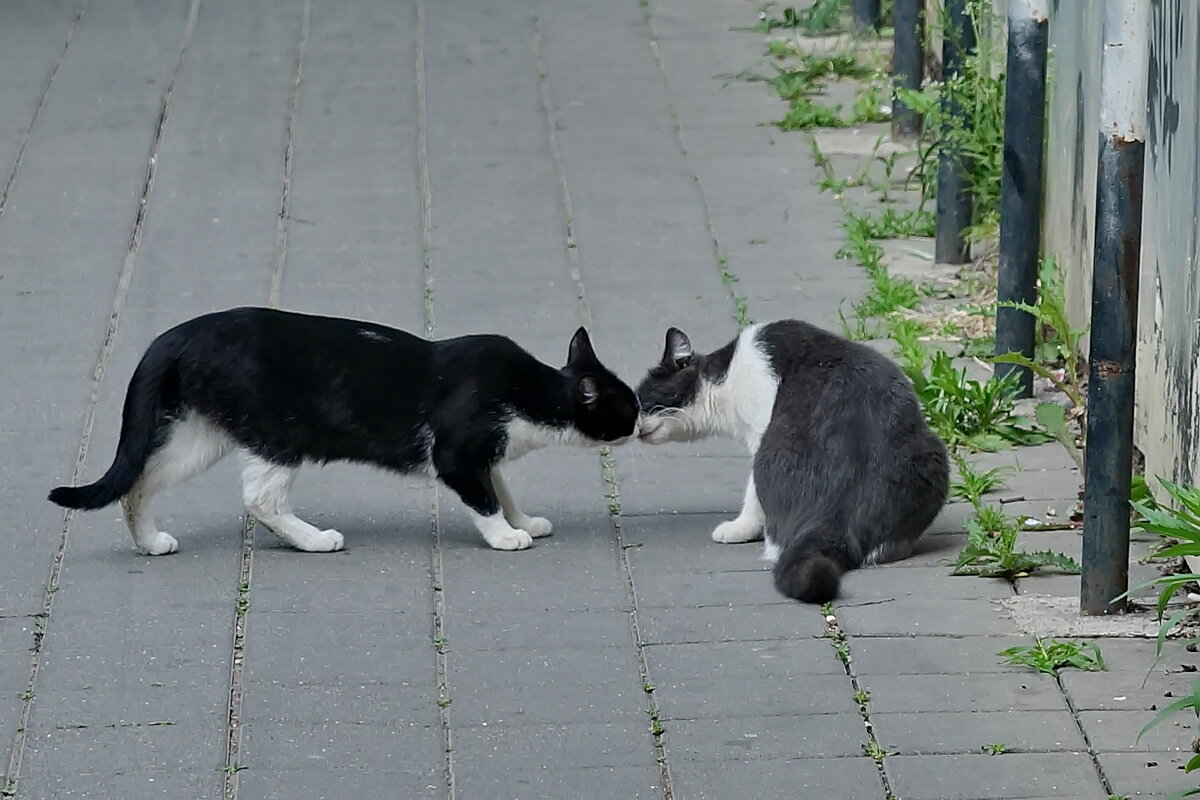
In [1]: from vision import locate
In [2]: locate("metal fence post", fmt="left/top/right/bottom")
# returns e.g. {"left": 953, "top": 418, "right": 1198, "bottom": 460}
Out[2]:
{"left": 994, "top": 0, "right": 1051, "bottom": 397}
{"left": 935, "top": 0, "right": 976, "bottom": 264}
{"left": 891, "top": 0, "right": 926, "bottom": 139}
{"left": 1081, "top": 0, "right": 1149, "bottom": 616}
{"left": 853, "top": 0, "right": 882, "bottom": 32}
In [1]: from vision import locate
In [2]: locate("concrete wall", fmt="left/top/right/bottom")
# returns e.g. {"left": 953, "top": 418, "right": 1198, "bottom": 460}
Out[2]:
{"left": 1041, "top": 1, "right": 1200, "bottom": 487}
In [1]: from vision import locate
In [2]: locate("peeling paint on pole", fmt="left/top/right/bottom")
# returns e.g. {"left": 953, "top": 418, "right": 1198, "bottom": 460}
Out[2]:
{"left": 1099, "top": 0, "right": 1150, "bottom": 142}
{"left": 1081, "top": 0, "right": 1150, "bottom": 616}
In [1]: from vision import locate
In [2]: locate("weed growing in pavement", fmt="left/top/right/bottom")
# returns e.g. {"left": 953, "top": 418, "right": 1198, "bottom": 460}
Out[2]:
{"left": 982, "top": 742, "right": 1009, "bottom": 755}
{"left": 998, "top": 639, "right": 1106, "bottom": 676}
{"left": 949, "top": 455, "right": 1012, "bottom": 508}
{"left": 951, "top": 507, "right": 1080, "bottom": 578}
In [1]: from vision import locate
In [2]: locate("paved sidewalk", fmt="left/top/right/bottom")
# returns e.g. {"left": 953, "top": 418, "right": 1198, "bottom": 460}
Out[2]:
{"left": 0, "top": 0, "right": 1194, "bottom": 798}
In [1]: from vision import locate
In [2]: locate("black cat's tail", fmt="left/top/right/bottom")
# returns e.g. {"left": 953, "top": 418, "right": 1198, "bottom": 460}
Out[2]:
{"left": 48, "top": 341, "right": 178, "bottom": 510}
{"left": 772, "top": 531, "right": 848, "bottom": 604}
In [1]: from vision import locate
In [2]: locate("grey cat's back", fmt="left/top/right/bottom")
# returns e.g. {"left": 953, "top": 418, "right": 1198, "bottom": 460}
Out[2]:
{"left": 750, "top": 319, "right": 949, "bottom": 600}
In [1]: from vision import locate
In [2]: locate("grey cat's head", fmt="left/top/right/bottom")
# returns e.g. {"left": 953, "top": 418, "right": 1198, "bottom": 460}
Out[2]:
{"left": 635, "top": 327, "right": 711, "bottom": 445}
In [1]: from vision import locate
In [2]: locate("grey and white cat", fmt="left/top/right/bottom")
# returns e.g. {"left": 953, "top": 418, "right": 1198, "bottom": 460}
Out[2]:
{"left": 636, "top": 320, "right": 948, "bottom": 603}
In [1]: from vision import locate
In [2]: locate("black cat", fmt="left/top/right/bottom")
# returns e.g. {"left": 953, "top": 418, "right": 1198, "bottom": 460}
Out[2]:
{"left": 50, "top": 308, "right": 638, "bottom": 554}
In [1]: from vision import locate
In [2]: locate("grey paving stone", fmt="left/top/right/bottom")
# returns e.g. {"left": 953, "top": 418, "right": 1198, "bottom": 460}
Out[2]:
{"left": 885, "top": 752, "right": 1105, "bottom": 799}
{"left": 851, "top": 635, "right": 1042, "bottom": 676}
{"left": 241, "top": 719, "right": 443, "bottom": 771}
{"left": 1074, "top": 639, "right": 1198, "bottom": 672}
{"left": 858, "top": 672, "right": 1069, "bottom": 714}
{"left": 639, "top": 602, "right": 826, "bottom": 645}
{"left": 616, "top": 448, "right": 749, "bottom": 518}
{"left": 631, "top": 565, "right": 781, "bottom": 609}
{"left": 872, "top": 710, "right": 1088, "bottom": 755}
{"left": 0, "top": 620, "right": 32, "bottom": 785}
{"left": 454, "top": 763, "right": 663, "bottom": 800}
{"left": 1080, "top": 709, "right": 1197, "bottom": 753}
{"left": 447, "top": 645, "right": 647, "bottom": 726}
{"left": 443, "top": 608, "right": 633, "bottom": 652}
{"left": 1061, "top": 668, "right": 1200, "bottom": 712}
{"left": 836, "top": 597, "right": 1018, "bottom": 637}
{"left": 1100, "top": 750, "right": 1198, "bottom": 797}
{"left": 452, "top": 720, "right": 656, "bottom": 771}
{"left": 236, "top": 768, "right": 444, "bottom": 800}
{"left": 663, "top": 713, "right": 866, "bottom": 761}
{"left": 622, "top": 511, "right": 775, "bottom": 576}
{"left": 670, "top": 755, "right": 883, "bottom": 800}
{"left": 243, "top": 610, "right": 431, "bottom": 684}
{"left": 646, "top": 640, "right": 856, "bottom": 720}
{"left": 244, "top": 680, "right": 441, "bottom": 728}
{"left": 16, "top": 769, "right": 221, "bottom": 800}
{"left": 839, "top": 565, "right": 1013, "bottom": 602}
{"left": 22, "top": 716, "right": 225, "bottom": 775}
{"left": 439, "top": 523, "right": 628, "bottom": 613}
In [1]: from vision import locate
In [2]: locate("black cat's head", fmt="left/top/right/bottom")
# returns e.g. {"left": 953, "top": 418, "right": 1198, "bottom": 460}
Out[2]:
{"left": 562, "top": 327, "right": 640, "bottom": 443}
{"left": 635, "top": 327, "right": 706, "bottom": 445}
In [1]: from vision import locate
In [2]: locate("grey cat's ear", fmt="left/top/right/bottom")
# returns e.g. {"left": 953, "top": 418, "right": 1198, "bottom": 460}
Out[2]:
{"left": 568, "top": 327, "right": 596, "bottom": 365}
{"left": 577, "top": 375, "right": 600, "bottom": 406}
{"left": 663, "top": 327, "right": 693, "bottom": 368}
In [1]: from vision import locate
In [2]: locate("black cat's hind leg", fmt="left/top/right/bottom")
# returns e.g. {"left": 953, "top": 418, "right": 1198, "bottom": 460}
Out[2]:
{"left": 239, "top": 452, "right": 344, "bottom": 552}
{"left": 491, "top": 469, "right": 552, "bottom": 538}
{"left": 121, "top": 413, "right": 235, "bottom": 555}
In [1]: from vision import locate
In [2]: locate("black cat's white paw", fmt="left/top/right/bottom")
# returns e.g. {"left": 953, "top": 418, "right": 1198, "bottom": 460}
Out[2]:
{"left": 139, "top": 531, "right": 180, "bottom": 556}
{"left": 295, "top": 528, "right": 345, "bottom": 552}
{"left": 488, "top": 529, "right": 534, "bottom": 550}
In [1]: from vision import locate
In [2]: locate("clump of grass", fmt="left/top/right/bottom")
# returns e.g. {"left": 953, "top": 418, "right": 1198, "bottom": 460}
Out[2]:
{"left": 949, "top": 455, "right": 1012, "bottom": 508}
{"left": 910, "top": 350, "right": 1048, "bottom": 453}
{"left": 999, "top": 639, "right": 1106, "bottom": 676}
{"left": 982, "top": 742, "right": 1009, "bottom": 755}
{"left": 777, "top": 96, "right": 847, "bottom": 130}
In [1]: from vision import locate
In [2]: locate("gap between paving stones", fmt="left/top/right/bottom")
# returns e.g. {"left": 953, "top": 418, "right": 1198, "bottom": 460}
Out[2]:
{"left": 529, "top": 0, "right": 671, "bottom": 793}
{"left": 222, "top": 2, "right": 313, "bottom": 798}
{"left": 1, "top": 3, "right": 202, "bottom": 794}
{"left": 0, "top": 0, "right": 88, "bottom": 216}
{"left": 641, "top": 4, "right": 898, "bottom": 795}
{"left": 415, "top": 0, "right": 456, "bottom": 795}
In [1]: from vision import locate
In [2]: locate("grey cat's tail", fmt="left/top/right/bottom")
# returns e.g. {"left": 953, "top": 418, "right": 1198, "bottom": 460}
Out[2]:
{"left": 772, "top": 534, "right": 846, "bottom": 604}
{"left": 48, "top": 342, "right": 177, "bottom": 510}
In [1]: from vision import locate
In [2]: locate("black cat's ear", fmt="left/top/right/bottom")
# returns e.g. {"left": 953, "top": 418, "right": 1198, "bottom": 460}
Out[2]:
{"left": 568, "top": 327, "right": 596, "bottom": 365}
{"left": 577, "top": 375, "right": 600, "bottom": 406}
{"left": 663, "top": 327, "right": 693, "bottom": 369}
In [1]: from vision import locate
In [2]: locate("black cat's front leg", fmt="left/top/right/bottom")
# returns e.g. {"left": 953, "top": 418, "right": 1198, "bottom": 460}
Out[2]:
{"left": 491, "top": 469, "right": 552, "bottom": 539}
{"left": 438, "top": 465, "right": 534, "bottom": 551}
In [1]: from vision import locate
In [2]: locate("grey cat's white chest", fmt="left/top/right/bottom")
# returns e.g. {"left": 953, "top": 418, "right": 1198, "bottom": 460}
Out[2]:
{"left": 709, "top": 326, "right": 779, "bottom": 449}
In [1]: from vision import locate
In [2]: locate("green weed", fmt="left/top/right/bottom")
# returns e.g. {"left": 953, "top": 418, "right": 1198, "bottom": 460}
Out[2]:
{"left": 914, "top": 351, "right": 1048, "bottom": 452}
{"left": 982, "top": 742, "right": 1009, "bottom": 755}
{"left": 949, "top": 455, "right": 1012, "bottom": 508}
{"left": 999, "top": 639, "right": 1106, "bottom": 676}
{"left": 951, "top": 506, "right": 1080, "bottom": 578}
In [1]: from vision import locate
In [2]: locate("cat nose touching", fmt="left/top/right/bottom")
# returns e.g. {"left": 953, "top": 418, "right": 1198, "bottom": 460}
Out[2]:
{"left": 637, "top": 414, "right": 666, "bottom": 443}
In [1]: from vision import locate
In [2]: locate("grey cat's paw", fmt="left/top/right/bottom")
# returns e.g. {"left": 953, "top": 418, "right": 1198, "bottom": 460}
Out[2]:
{"left": 712, "top": 520, "right": 763, "bottom": 544}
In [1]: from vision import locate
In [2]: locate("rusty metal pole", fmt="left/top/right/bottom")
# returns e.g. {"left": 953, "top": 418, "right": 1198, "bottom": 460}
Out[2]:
{"left": 891, "top": 0, "right": 925, "bottom": 139}
{"left": 995, "top": 0, "right": 1051, "bottom": 397}
{"left": 935, "top": 0, "right": 976, "bottom": 264}
{"left": 853, "top": 0, "right": 882, "bottom": 33}
{"left": 1081, "top": 0, "right": 1149, "bottom": 616}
